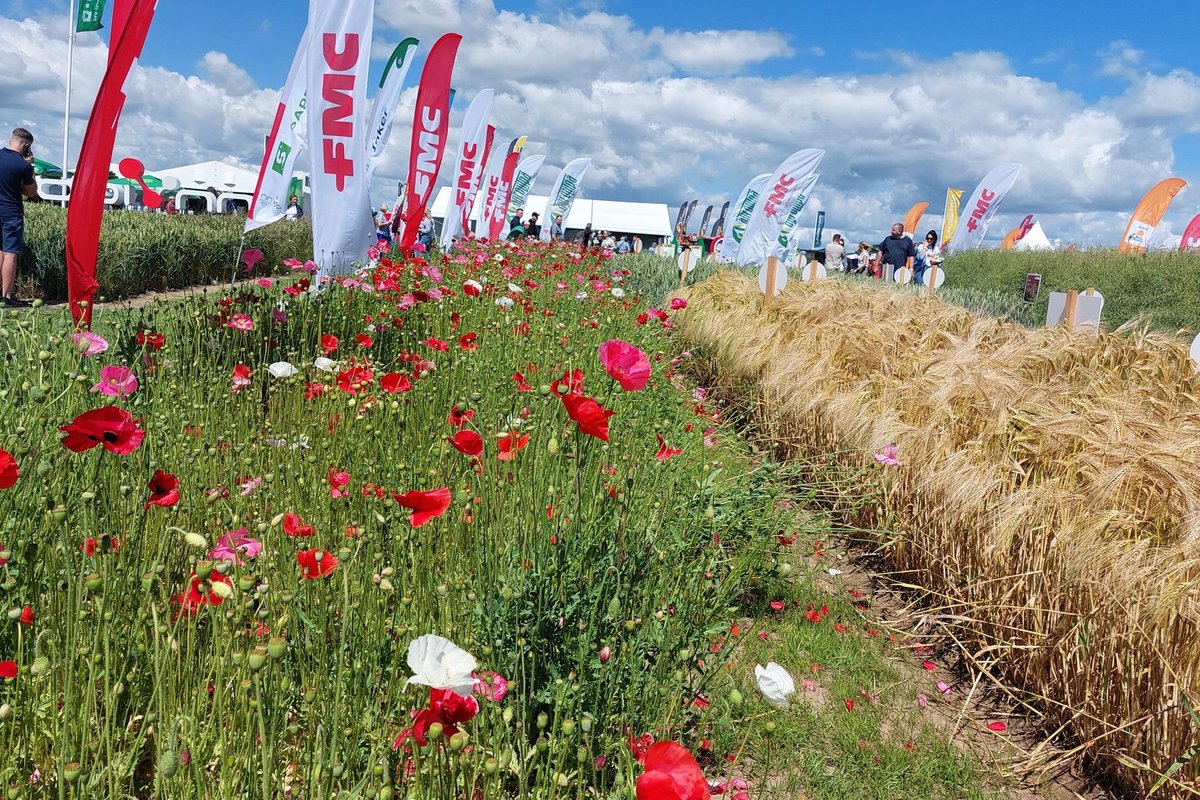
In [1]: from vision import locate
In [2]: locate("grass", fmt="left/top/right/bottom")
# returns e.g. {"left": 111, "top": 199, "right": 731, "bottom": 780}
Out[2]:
{"left": 0, "top": 242, "right": 1008, "bottom": 798}
{"left": 17, "top": 204, "right": 312, "bottom": 300}
{"left": 672, "top": 270, "right": 1200, "bottom": 799}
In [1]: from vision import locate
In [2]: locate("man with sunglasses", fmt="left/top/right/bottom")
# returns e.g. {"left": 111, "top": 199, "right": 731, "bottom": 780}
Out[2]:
{"left": 0, "top": 127, "right": 41, "bottom": 307}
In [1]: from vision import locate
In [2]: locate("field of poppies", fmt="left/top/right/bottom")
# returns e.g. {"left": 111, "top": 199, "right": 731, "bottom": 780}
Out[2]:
{"left": 0, "top": 240, "right": 1007, "bottom": 799}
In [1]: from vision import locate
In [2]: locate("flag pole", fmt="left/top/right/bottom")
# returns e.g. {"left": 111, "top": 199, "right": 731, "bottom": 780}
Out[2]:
{"left": 63, "top": 0, "right": 77, "bottom": 191}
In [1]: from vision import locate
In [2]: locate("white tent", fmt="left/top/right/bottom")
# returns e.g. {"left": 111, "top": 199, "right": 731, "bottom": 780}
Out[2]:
{"left": 1014, "top": 220, "right": 1054, "bottom": 251}
{"left": 430, "top": 187, "right": 672, "bottom": 241}
{"left": 153, "top": 160, "right": 261, "bottom": 194}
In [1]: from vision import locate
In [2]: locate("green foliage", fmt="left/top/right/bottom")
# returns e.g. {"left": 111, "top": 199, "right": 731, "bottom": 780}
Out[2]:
{"left": 942, "top": 248, "right": 1200, "bottom": 333}
{"left": 18, "top": 204, "right": 313, "bottom": 300}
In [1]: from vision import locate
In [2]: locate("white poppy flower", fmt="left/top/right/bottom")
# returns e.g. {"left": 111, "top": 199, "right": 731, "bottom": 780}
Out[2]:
{"left": 507, "top": 283, "right": 524, "bottom": 294}
{"left": 406, "top": 635, "right": 477, "bottom": 696}
{"left": 268, "top": 361, "right": 299, "bottom": 379}
{"left": 611, "top": 288, "right": 626, "bottom": 299}
{"left": 495, "top": 297, "right": 514, "bottom": 310}
{"left": 575, "top": 291, "right": 589, "bottom": 300}
{"left": 314, "top": 357, "right": 338, "bottom": 372}
{"left": 755, "top": 662, "right": 796, "bottom": 708}
{"left": 465, "top": 279, "right": 483, "bottom": 293}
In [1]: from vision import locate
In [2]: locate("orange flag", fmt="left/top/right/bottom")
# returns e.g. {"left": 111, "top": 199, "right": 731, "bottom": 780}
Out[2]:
{"left": 902, "top": 202, "right": 928, "bottom": 237}
{"left": 1117, "top": 178, "right": 1187, "bottom": 253}
{"left": 999, "top": 227, "right": 1022, "bottom": 250}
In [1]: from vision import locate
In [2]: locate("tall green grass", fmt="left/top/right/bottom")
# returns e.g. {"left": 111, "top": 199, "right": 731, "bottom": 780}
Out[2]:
{"left": 18, "top": 204, "right": 312, "bottom": 300}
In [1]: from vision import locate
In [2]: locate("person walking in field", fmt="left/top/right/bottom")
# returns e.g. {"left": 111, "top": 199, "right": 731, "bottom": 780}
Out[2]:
{"left": 1, "top": 128, "right": 40, "bottom": 307}
{"left": 877, "top": 222, "right": 915, "bottom": 280}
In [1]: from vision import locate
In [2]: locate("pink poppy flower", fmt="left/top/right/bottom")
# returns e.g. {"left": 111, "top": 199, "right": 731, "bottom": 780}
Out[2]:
{"left": 228, "top": 313, "right": 254, "bottom": 331}
{"left": 232, "top": 364, "right": 252, "bottom": 392}
{"left": 209, "top": 529, "right": 262, "bottom": 566}
{"left": 92, "top": 365, "right": 138, "bottom": 398}
{"left": 73, "top": 331, "right": 109, "bottom": 356}
{"left": 598, "top": 340, "right": 651, "bottom": 391}
{"left": 874, "top": 444, "right": 901, "bottom": 466}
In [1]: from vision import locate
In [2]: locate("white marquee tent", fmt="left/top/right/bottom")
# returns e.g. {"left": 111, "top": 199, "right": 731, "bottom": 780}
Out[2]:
{"left": 1014, "top": 220, "right": 1055, "bottom": 251}
{"left": 430, "top": 187, "right": 672, "bottom": 241}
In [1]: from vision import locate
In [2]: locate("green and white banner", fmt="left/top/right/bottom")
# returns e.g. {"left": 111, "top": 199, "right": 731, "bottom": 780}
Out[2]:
{"left": 736, "top": 148, "right": 825, "bottom": 267}
{"left": 769, "top": 171, "right": 819, "bottom": 261}
{"left": 718, "top": 173, "right": 770, "bottom": 263}
{"left": 540, "top": 157, "right": 591, "bottom": 241}
{"left": 77, "top": 0, "right": 107, "bottom": 32}
{"left": 366, "top": 37, "right": 420, "bottom": 177}
{"left": 507, "top": 153, "right": 545, "bottom": 218}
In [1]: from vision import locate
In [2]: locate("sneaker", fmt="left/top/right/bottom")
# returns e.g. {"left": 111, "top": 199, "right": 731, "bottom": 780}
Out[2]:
{"left": 2, "top": 296, "right": 31, "bottom": 308}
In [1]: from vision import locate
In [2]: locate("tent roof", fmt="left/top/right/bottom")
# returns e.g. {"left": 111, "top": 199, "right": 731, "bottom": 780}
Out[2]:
{"left": 1015, "top": 220, "right": 1054, "bottom": 250}
{"left": 430, "top": 187, "right": 672, "bottom": 237}
{"left": 151, "top": 160, "right": 261, "bottom": 194}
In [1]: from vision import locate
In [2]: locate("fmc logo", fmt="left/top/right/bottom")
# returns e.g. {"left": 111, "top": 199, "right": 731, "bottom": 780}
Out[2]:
{"left": 321, "top": 33, "right": 359, "bottom": 191}
{"left": 964, "top": 189, "right": 996, "bottom": 233}
{"left": 762, "top": 174, "right": 795, "bottom": 219}
{"left": 412, "top": 105, "right": 443, "bottom": 199}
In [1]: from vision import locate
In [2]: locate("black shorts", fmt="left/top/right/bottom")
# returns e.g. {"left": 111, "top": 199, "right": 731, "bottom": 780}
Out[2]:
{"left": 0, "top": 216, "right": 23, "bottom": 255}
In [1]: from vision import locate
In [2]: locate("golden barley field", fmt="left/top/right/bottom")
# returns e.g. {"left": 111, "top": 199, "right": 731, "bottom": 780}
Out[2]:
{"left": 673, "top": 271, "right": 1200, "bottom": 797}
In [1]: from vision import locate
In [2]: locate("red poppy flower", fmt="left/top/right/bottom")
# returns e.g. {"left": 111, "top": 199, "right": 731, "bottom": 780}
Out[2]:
{"left": 380, "top": 372, "right": 413, "bottom": 393}
{"left": 283, "top": 513, "right": 315, "bottom": 537}
{"left": 137, "top": 331, "right": 165, "bottom": 349}
{"left": 655, "top": 435, "right": 681, "bottom": 461}
{"left": 357, "top": 333, "right": 373, "bottom": 348}
{"left": 391, "top": 487, "right": 452, "bottom": 527}
{"left": 449, "top": 430, "right": 484, "bottom": 458}
{"left": 304, "top": 382, "right": 327, "bottom": 399}
{"left": 321, "top": 334, "right": 339, "bottom": 354}
{"left": 551, "top": 368, "right": 584, "bottom": 396}
{"left": 512, "top": 372, "right": 532, "bottom": 392}
{"left": 447, "top": 407, "right": 474, "bottom": 427}
{"left": 598, "top": 340, "right": 651, "bottom": 391}
{"left": 60, "top": 407, "right": 145, "bottom": 455}
{"left": 0, "top": 660, "right": 16, "bottom": 679}
{"left": 174, "top": 573, "right": 230, "bottom": 616}
{"left": 19, "top": 605, "right": 33, "bottom": 626}
{"left": 0, "top": 448, "right": 17, "bottom": 489}
{"left": 458, "top": 332, "right": 478, "bottom": 350}
{"left": 670, "top": 298, "right": 688, "bottom": 310}
{"left": 421, "top": 337, "right": 449, "bottom": 352}
{"left": 337, "top": 366, "right": 374, "bottom": 395}
{"left": 395, "top": 687, "right": 480, "bottom": 749}
{"left": 497, "top": 432, "right": 530, "bottom": 461}
{"left": 328, "top": 468, "right": 351, "bottom": 498}
{"left": 231, "top": 364, "right": 252, "bottom": 393}
{"left": 562, "top": 394, "right": 615, "bottom": 442}
{"left": 635, "top": 741, "right": 709, "bottom": 800}
{"left": 144, "top": 469, "right": 180, "bottom": 509}
{"left": 297, "top": 549, "right": 338, "bottom": 579}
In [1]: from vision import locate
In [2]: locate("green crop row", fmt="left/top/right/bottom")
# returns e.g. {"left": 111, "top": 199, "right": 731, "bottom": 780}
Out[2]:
{"left": 17, "top": 204, "right": 313, "bottom": 300}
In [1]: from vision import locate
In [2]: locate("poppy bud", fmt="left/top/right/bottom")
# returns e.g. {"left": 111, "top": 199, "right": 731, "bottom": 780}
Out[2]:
{"left": 31, "top": 656, "right": 49, "bottom": 676}
{"left": 537, "top": 712, "right": 549, "bottom": 729}
{"left": 764, "top": 721, "right": 777, "bottom": 734}
{"left": 561, "top": 719, "right": 575, "bottom": 736}
{"left": 158, "top": 750, "right": 180, "bottom": 778}
{"left": 427, "top": 722, "right": 444, "bottom": 741}
{"left": 0, "top": 703, "right": 11, "bottom": 721}
{"left": 195, "top": 561, "right": 214, "bottom": 580}
{"left": 84, "top": 573, "right": 103, "bottom": 591}
{"left": 598, "top": 646, "right": 611, "bottom": 664}
{"left": 179, "top": 748, "right": 191, "bottom": 766}
{"left": 379, "top": 787, "right": 394, "bottom": 800}
{"left": 183, "top": 532, "right": 207, "bottom": 549}
{"left": 536, "top": 736, "right": 549, "bottom": 754}
{"left": 248, "top": 648, "right": 268, "bottom": 672}
{"left": 484, "top": 757, "right": 498, "bottom": 775}
{"left": 546, "top": 437, "right": 559, "bottom": 455}
{"left": 379, "top": 578, "right": 394, "bottom": 592}
{"left": 267, "top": 637, "right": 287, "bottom": 659}
{"left": 729, "top": 688, "right": 744, "bottom": 707}
{"left": 449, "top": 732, "right": 468, "bottom": 751}
{"left": 580, "top": 716, "right": 592, "bottom": 733}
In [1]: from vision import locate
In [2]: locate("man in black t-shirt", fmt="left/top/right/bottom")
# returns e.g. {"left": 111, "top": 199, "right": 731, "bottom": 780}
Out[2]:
{"left": 877, "top": 222, "right": 915, "bottom": 279}
{"left": 0, "top": 128, "right": 40, "bottom": 307}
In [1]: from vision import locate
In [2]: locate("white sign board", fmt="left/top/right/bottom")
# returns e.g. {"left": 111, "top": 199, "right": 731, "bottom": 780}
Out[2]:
{"left": 1046, "top": 291, "right": 1104, "bottom": 331}
{"left": 799, "top": 262, "right": 827, "bottom": 282}
{"left": 758, "top": 261, "right": 788, "bottom": 295}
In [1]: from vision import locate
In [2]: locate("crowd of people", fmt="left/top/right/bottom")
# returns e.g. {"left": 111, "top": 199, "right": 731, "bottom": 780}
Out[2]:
{"left": 823, "top": 223, "right": 943, "bottom": 285}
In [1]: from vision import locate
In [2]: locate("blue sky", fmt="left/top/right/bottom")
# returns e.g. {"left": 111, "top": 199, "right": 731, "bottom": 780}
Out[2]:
{"left": 2, "top": 0, "right": 1200, "bottom": 245}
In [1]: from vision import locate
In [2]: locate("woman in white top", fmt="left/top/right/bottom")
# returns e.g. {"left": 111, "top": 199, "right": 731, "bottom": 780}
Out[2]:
{"left": 914, "top": 230, "right": 941, "bottom": 285}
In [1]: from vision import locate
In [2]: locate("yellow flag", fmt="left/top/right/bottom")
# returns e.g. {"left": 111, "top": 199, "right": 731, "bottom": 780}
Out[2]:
{"left": 941, "top": 188, "right": 963, "bottom": 247}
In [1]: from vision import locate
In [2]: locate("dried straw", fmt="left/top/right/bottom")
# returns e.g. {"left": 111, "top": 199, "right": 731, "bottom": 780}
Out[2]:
{"left": 675, "top": 272, "right": 1200, "bottom": 797}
